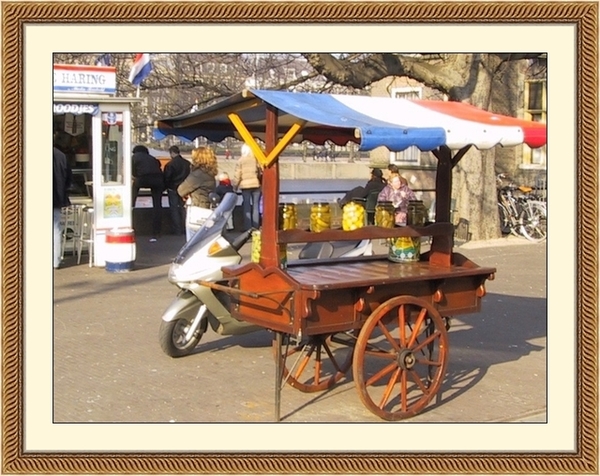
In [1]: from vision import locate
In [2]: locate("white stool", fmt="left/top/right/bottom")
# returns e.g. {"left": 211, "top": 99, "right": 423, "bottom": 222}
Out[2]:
{"left": 60, "top": 205, "right": 84, "bottom": 260}
{"left": 75, "top": 206, "right": 94, "bottom": 266}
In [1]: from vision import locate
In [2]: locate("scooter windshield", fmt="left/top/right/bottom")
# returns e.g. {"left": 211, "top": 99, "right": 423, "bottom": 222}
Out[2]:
{"left": 172, "top": 192, "right": 238, "bottom": 265}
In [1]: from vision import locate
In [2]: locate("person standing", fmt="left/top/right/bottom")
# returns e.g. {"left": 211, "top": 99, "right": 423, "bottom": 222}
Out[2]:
{"left": 377, "top": 173, "right": 416, "bottom": 225}
{"left": 53, "top": 135, "right": 72, "bottom": 269}
{"left": 163, "top": 145, "right": 190, "bottom": 236}
{"left": 132, "top": 145, "right": 164, "bottom": 242}
{"left": 177, "top": 147, "right": 218, "bottom": 241}
{"left": 233, "top": 144, "right": 261, "bottom": 231}
{"left": 338, "top": 168, "right": 387, "bottom": 207}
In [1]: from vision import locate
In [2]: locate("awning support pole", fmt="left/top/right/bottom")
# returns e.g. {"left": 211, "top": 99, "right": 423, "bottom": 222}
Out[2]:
{"left": 260, "top": 104, "right": 280, "bottom": 268}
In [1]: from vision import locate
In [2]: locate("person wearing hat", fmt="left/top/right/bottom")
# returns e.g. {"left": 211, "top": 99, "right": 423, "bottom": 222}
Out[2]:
{"left": 338, "top": 168, "right": 387, "bottom": 207}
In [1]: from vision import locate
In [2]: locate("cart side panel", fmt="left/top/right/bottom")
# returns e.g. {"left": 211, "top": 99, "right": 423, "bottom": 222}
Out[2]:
{"left": 223, "top": 263, "right": 301, "bottom": 334}
{"left": 435, "top": 275, "right": 489, "bottom": 316}
{"left": 343, "top": 275, "right": 492, "bottom": 319}
{"left": 361, "top": 282, "right": 438, "bottom": 317}
{"left": 302, "top": 289, "right": 362, "bottom": 336}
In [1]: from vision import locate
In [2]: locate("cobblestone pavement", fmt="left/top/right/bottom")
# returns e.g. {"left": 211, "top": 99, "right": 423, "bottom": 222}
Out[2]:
{"left": 53, "top": 234, "right": 547, "bottom": 423}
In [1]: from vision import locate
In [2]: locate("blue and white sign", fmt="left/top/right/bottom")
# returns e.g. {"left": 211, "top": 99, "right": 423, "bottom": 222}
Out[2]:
{"left": 53, "top": 103, "right": 99, "bottom": 115}
{"left": 53, "top": 64, "right": 116, "bottom": 95}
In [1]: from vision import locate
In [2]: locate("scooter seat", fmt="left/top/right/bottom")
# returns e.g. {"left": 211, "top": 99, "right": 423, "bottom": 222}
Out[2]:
{"left": 298, "top": 242, "right": 334, "bottom": 259}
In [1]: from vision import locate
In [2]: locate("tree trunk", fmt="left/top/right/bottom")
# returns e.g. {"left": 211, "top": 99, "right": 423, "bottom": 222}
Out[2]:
{"left": 451, "top": 55, "right": 502, "bottom": 241}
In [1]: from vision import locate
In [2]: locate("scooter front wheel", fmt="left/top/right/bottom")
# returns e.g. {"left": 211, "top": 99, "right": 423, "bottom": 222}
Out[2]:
{"left": 159, "top": 317, "right": 208, "bottom": 357}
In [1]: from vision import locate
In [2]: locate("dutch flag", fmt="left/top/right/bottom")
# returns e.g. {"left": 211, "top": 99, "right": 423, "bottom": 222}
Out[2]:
{"left": 128, "top": 53, "right": 152, "bottom": 86}
{"left": 95, "top": 54, "right": 111, "bottom": 67}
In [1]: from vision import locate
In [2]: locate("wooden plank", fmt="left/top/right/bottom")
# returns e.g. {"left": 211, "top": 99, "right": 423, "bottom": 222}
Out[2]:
{"left": 278, "top": 222, "right": 455, "bottom": 244}
{"left": 286, "top": 258, "right": 495, "bottom": 291}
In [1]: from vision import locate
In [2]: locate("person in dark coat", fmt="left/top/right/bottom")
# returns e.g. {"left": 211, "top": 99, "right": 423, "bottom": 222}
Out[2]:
{"left": 338, "top": 168, "right": 387, "bottom": 207}
{"left": 177, "top": 147, "right": 217, "bottom": 240}
{"left": 132, "top": 145, "right": 164, "bottom": 242}
{"left": 53, "top": 133, "right": 72, "bottom": 269}
{"left": 163, "top": 145, "right": 191, "bottom": 235}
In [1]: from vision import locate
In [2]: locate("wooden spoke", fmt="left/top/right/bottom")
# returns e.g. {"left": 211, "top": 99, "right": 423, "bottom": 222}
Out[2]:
{"left": 353, "top": 296, "right": 449, "bottom": 421}
{"left": 274, "top": 333, "right": 354, "bottom": 393}
{"left": 377, "top": 319, "right": 402, "bottom": 352}
{"left": 407, "top": 307, "right": 428, "bottom": 348}
{"left": 379, "top": 368, "right": 401, "bottom": 409}
{"left": 365, "top": 361, "right": 397, "bottom": 387}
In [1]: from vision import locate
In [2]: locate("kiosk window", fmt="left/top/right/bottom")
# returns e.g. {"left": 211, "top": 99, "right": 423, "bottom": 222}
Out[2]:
{"left": 101, "top": 112, "right": 124, "bottom": 185}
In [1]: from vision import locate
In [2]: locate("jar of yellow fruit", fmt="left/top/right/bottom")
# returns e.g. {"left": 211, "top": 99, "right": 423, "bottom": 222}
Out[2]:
{"left": 342, "top": 199, "right": 365, "bottom": 231}
{"left": 310, "top": 202, "right": 331, "bottom": 233}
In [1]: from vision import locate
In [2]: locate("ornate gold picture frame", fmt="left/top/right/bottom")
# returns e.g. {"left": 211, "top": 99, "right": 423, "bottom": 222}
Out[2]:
{"left": 2, "top": 2, "right": 598, "bottom": 474}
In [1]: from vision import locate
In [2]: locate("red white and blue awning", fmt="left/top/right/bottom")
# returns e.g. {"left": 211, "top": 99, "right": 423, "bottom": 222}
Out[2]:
{"left": 155, "top": 89, "right": 546, "bottom": 152}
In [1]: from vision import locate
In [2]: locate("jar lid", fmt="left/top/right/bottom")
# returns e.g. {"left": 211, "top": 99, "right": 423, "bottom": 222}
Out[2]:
{"left": 377, "top": 200, "right": 393, "bottom": 205}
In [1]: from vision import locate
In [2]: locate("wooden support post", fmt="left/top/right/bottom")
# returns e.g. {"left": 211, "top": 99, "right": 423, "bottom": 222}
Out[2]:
{"left": 433, "top": 146, "right": 452, "bottom": 223}
{"left": 274, "top": 331, "right": 283, "bottom": 422}
{"left": 261, "top": 104, "right": 280, "bottom": 268}
{"left": 430, "top": 146, "right": 453, "bottom": 266}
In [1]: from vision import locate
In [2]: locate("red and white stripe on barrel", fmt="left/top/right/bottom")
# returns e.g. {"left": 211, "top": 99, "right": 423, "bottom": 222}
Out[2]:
{"left": 105, "top": 228, "right": 136, "bottom": 272}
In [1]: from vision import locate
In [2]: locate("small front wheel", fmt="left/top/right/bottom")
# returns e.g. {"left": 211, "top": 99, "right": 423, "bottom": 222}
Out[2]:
{"left": 159, "top": 317, "right": 208, "bottom": 358}
{"left": 353, "top": 296, "right": 449, "bottom": 421}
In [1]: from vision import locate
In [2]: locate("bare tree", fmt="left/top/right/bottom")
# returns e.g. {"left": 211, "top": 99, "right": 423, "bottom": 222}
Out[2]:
{"left": 53, "top": 53, "right": 545, "bottom": 239}
{"left": 301, "top": 53, "right": 545, "bottom": 240}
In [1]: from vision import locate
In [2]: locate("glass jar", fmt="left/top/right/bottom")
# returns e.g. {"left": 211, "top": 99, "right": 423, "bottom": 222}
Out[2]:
{"left": 375, "top": 201, "right": 395, "bottom": 228}
{"left": 407, "top": 200, "right": 426, "bottom": 226}
{"left": 251, "top": 229, "right": 288, "bottom": 268}
{"left": 342, "top": 199, "right": 365, "bottom": 231}
{"left": 278, "top": 203, "right": 297, "bottom": 230}
{"left": 389, "top": 236, "right": 421, "bottom": 263}
{"left": 310, "top": 202, "right": 331, "bottom": 232}
{"left": 251, "top": 229, "right": 262, "bottom": 263}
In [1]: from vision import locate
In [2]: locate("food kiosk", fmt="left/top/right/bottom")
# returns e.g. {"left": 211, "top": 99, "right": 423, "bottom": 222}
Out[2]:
{"left": 53, "top": 64, "right": 140, "bottom": 266}
{"left": 156, "top": 89, "right": 547, "bottom": 421}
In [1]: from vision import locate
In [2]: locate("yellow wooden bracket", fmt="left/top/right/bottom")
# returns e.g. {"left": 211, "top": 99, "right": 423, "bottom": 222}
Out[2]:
{"left": 228, "top": 112, "right": 304, "bottom": 168}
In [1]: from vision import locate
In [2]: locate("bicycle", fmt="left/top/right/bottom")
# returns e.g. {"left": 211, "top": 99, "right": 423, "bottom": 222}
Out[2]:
{"left": 497, "top": 174, "right": 546, "bottom": 243}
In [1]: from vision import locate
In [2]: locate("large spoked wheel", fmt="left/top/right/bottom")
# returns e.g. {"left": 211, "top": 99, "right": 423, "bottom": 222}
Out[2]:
{"left": 353, "top": 296, "right": 449, "bottom": 421}
{"left": 274, "top": 333, "right": 355, "bottom": 393}
{"left": 519, "top": 201, "right": 547, "bottom": 243}
{"left": 159, "top": 317, "right": 208, "bottom": 358}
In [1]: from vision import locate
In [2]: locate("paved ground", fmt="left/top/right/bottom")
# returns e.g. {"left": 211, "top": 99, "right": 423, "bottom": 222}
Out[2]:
{"left": 53, "top": 233, "right": 546, "bottom": 423}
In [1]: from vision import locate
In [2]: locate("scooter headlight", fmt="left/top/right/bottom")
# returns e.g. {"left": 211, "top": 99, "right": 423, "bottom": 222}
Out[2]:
{"left": 207, "top": 237, "right": 231, "bottom": 257}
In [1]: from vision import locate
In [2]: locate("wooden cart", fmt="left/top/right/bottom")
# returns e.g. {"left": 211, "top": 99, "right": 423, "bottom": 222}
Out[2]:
{"left": 156, "top": 89, "right": 547, "bottom": 421}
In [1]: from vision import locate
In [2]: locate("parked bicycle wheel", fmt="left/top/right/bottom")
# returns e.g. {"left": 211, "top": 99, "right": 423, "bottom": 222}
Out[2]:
{"left": 519, "top": 201, "right": 547, "bottom": 242}
{"left": 498, "top": 203, "right": 512, "bottom": 235}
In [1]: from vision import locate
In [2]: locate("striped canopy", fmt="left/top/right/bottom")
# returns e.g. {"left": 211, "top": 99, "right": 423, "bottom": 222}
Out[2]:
{"left": 155, "top": 89, "right": 546, "bottom": 152}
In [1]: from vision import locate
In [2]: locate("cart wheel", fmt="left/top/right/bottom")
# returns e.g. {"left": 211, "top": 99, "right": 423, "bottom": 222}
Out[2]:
{"left": 274, "top": 333, "right": 355, "bottom": 393}
{"left": 353, "top": 296, "right": 448, "bottom": 421}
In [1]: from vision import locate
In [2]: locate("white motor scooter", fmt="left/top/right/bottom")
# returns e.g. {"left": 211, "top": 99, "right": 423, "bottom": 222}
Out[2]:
{"left": 159, "top": 192, "right": 372, "bottom": 357}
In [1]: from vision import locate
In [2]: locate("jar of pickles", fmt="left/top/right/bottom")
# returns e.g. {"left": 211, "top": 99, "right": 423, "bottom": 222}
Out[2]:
{"left": 310, "top": 202, "right": 331, "bottom": 232}
{"left": 278, "top": 202, "right": 297, "bottom": 230}
{"left": 407, "top": 200, "right": 427, "bottom": 226}
{"left": 250, "top": 229, "right": 288, "bottom": 268}
{"left": 342, "top": 199, "right": 365, "bottom": 231}
{"left": 375, "top": 201, "right": 395, "bottom": 228}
